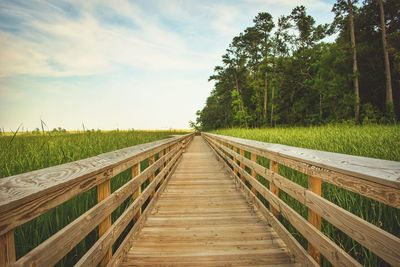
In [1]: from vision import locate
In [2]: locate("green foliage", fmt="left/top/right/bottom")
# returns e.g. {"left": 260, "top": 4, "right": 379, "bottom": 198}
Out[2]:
{"left": 231, "top": 89, "right": 251, "bottom": 127}
{"left": 196, "top": 0, "right": 400, "bottom": 130}
{"left": 213, "top": 124, "right": 400, "bottom": 266}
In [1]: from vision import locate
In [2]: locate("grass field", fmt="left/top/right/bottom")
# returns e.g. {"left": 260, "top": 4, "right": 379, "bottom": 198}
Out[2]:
{"left": 212, "top": 124, "right": 400, "bottom": 267}
{"left": 0, "top": 130, "right": 187, "bottom": 265}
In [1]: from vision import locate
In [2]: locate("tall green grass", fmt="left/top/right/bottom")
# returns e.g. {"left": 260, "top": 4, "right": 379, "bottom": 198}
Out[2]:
{"left": 212, "top": 124, "right": 400, "bottom": 267}
{"left": 0, "top": 130, "right": 187, "bottom": 265}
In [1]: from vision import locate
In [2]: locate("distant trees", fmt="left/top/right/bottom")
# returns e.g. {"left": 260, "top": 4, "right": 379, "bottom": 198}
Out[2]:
{"left": 52, "top": 127, "right": 67, "bottom": 133}
{"left": 196, "top": 0, "right": 400, "bottom": 130}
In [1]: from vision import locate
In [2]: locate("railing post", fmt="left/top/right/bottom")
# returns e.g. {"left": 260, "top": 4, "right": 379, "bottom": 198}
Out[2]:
{"left": 239, "top": 149, "right": 245, "bottom": 183}
{"left": 161, "top": 148, "right": 167, "bottom": 182}
{"left": 148, "top": 155, "right": 155, "bottom": 199}
{"left": 269, "top": 161, "right": 280, "bottom": 217}
{"left": 97, "top": 179, "right": 112, "bottom": 266}
{"left": 132, "top": 163, "right": 141, "bottom": 221}
{"left": 233, "top": 146, "right": 239, "bottom": 178}
{"left": 0, "top": 230, "right": 15, "bottom": 267}
{"left": 182, "top": 139, "right": 186, "bottom": 153}
{"left": 250, "top": 153, "right": 257, "bottom": 196}
{"left": 308, "top": 175, "right": 322, "bottom": 263}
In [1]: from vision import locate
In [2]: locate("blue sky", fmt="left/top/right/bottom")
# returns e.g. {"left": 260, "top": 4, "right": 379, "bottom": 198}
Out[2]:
{"left": 0, "top": 0, "right": 335, "bottom": 131}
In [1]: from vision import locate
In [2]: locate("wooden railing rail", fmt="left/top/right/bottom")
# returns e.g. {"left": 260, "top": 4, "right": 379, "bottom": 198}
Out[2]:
{"left": 203, "top": 132, "right": 400, "bottom": 267}
{"left": 0, "top": 133, "right": 194, "bottom": 267}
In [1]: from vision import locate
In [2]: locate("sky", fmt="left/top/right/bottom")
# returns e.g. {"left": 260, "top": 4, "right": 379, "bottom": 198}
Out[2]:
{"left": 0, "top": 0, "right": 335, "bottom": 131}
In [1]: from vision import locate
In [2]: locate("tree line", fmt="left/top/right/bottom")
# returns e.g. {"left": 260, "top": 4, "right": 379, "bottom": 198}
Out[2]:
{"left": 194, "top": 0, "right": 399, "bottom": 130}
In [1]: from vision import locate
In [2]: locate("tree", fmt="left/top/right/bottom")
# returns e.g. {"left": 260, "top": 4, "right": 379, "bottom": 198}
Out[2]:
{"left": 377, "top": 0, "right": 394, "bottom": 115}
{"left": 332, "top": 0, "right": 361, "bottom": 123}
{"left": 231, "top": 89, "right": 251, "bottom": 127}
{"left": 253, "top": 12, "right": 275, "bottom": 123}
{"left": 195, "top": 1, "right": 399, "bottom": 131}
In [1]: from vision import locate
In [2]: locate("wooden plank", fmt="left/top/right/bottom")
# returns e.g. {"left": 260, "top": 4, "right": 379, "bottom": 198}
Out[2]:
{"left": 203, "top": 133, "right": 400, "bottom": 209}
{"left": 131, "top": 163, "right": 141, "bottom": 221}
{"left": 269, "top": 161, "right": 280, "bottom": 217}
{"left": 208, "top": 134, "right": 400, "bottom": 266}
{"left": 148, "top": 155, "right": 156, "bottom": 199}
{"left": 205, "top": 136, "right": 317, "bottom": 267}
{"left": 98, "top": 180, "right": 112, "bottom": 266}
{"left": 203, "top": 133, "right": 400, "bottom": 189}
{"left": 0, "top": 134, "right": 193, "bottom": 236}
{"left": 12, "top": 146, "right": 180, "bottom": 267}
{"left": 261, "top": 149, "right": 400, "bottom": 208}
{"left": 305, "top": 190, "right": 400, "bottom": 266}
{"left": 76, "top": 148, "right": 184, "bottom": 267}
{"left": 307, "top": 176, "right": 321, "bottom": 264}
{"left": 0, "top": 230, "right": 15, "bottom": 267}
{"left": 206, "top": 136, "right": 361, "bottom": 267}
{"left": 250, "top": 153, "right": 258, "bottom": 195}
{"left": 108, "top": 146, "right": 183, "bottom": 267}
{"left": 122, "top": 136, "right": 295, "bottom": 267}
{"left": 239, "top": 149, "right": 245, "bottom": 183}
{"left": 208, "top": 132, "right": 400, "bottom": 211}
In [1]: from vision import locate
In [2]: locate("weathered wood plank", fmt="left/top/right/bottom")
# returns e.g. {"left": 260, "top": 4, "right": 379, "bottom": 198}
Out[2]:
{"left": 204, "top": 133, "right": 400, "bottom": 188}
{"left": 203, "top": 133, "right": 400, "bottom": 197}
{"left": 0, "top": 134, "right": 192, "bottom": 236}
{"left": 12, "top": 146, "right": 180, "bottom": 267}
{"left": 131, "top": 163, "right": 141, "bottom": 221}
{"left": 76, "top": 148, "right": 184, "bottom": 267}
{"left": 107, "top": 146, "right": 183, "bottom": 267}
{"left": 206, "top": 136, "right": 361, "bottom": 267}
{"left": 97, "top": 180, "right": 112, "bottom": 266}
{"left": 250, "top": 153, "right": 258, "bottom": 196}
{"left": 269, "top": 161, "right": 280, "bottom": 217}
{"left": 307, "top": 176, "right": 321, "bottom": 264}
{"left": 206, "top": 136, "right": 317, "bottom": 267}
{"left": 207, "top": 135, "right": 400, "bottom": 266}
{"left": 122, "top": 136, "right": 296, "bottom": 266}
{"left": 0, "top": 230, "right": 15, "bottom": 267}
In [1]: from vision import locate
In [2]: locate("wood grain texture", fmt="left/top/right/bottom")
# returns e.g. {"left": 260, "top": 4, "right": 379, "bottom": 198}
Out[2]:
{"left": 0, "top": 230, "right": 15, "bottom": 267}
{"left": 107, "top": 145, "right": 184, "bottom": 267}
{"left": 122, "top": 136, "right": 297, "bottom": 267}
{"left": 270, "top": 161, "right": 280, "bottom": 217}
{"left": 206, "top": 134, "right": 400, "bottom": 266}
{"left": 250, "top": 153, "right": 258, "bottom": 195}
{"left": 206, "top": 137, "right": 317, "bottom": 267}
{"left": 203, "top": 133, "right": 400, "bottom": 190}
{"left": 307, "top": 176, "right": 321, "bottom": 264}
{"left": 203, "top": 133, "right": 400, "bottom": 208}
{"left": 76, "top": 146, "right": 184, "bottom": 267}
{"left": 0, "top": 134, "right": 193, "bottom": 236}
{"left": 131, "top": 163, "right": 142, "bottom": 221}
{"left": 98, "top": 180, "right": 112, "bottom": 266}
{"left": 239, "top": 149, "right": 246, "bottom": 183}
{"left": 12, "top": 145, "right": 182, "bottom": 267}
{"left": 205, "top": 135, "right": 361, "bottom": 267}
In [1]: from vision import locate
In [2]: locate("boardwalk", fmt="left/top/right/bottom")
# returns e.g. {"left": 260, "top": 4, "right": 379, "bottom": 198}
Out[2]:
{"left": 1, "top": 133, "right": 399, "bottom": 267}
{"left": 122, "top": 136, "right": 296, "bottom": 266}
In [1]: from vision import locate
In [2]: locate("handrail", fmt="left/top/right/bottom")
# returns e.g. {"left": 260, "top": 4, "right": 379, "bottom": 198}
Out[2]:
{"left": 0, "top": 133, "right": 194, "bottom": 266}
{"left": 203, "top": 132, "right": 400, "bottom": 266}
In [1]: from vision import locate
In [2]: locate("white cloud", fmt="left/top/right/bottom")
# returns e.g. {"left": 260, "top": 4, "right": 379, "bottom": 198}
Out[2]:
{"left": 0, "top": 1, "right": 214, "bottom": 78}
{"left": 0, "top": 0, "right": 336, "bottom": 130}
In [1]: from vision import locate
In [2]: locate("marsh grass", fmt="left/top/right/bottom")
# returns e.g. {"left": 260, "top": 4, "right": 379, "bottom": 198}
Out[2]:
{"left": 213, "top": 124, "right": 400, "bottom": 267}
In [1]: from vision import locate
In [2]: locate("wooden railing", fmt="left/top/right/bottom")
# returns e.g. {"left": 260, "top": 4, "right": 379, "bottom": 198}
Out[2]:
{"left": 0, "top": 133, "right": 194, "bottom": 267}
{"left": 203, "top": 132, "right": 400, "bottom": 267}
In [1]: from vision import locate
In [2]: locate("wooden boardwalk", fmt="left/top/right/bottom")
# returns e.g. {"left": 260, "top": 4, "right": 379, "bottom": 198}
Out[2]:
{"left": 122, "top": 136, "right": 297, "bottom": 266}
{"left": 1, "top": 133, "right": 399, "bottom": 267}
